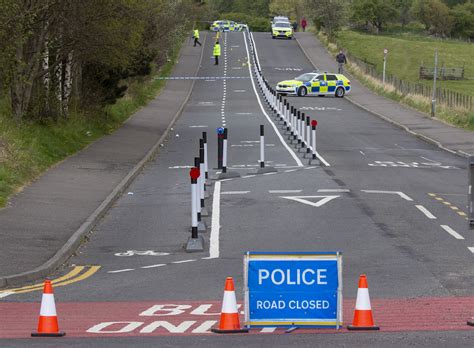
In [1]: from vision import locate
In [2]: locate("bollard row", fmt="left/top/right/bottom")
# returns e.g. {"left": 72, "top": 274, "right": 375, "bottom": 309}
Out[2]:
{"left": 246, "top": 30, "right": 319, "bottom": 164}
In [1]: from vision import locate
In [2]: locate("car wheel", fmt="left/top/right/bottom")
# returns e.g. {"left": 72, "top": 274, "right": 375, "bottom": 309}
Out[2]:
{"left": 272, "top": 36, "right": 275, "bottom": 39}
{"left": 297, "top": 86, "right": 307, "bottom": 97}
{"left": 288, "top": 37, "right": 292, "bottom": 40}
{"left": 335, "top": 87, "right": 345, "bottom": 98}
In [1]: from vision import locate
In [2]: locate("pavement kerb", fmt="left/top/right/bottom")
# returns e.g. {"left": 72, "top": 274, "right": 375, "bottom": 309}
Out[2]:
{"left": 293, "top": 34, "right": 469, "bottom": 160}
{"left": 0, "top": 32, "right": 207, "bottom": 289}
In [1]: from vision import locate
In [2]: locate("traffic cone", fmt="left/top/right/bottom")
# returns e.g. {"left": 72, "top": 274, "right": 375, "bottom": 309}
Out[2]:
{"left": 31, "top": 280, "right": 66, "bottom": 337}
{"left": 347, "top": 274, "right": 379, "bottom": 330}
{"left": 211, "top": 277, "right": 248, "bottom": 333}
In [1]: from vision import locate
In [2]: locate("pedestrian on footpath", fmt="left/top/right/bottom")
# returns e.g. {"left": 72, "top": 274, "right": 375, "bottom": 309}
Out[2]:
{"left": 193, "top": 29, "right": 202, "bottom": 47}
{"left": 213, "top": 40, "right": 221, "bottom": 65}
{"left": 336, "top": 50, "right": 347, "bottom": 74}
{"left": 301, "top": 17, "right": 307, "bottom": 32}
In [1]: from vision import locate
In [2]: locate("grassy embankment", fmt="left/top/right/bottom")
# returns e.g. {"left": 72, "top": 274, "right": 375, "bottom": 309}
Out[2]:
{"left": 318, "top": 29, "right": 474, "bottom": 129}
{"left": 0, "top": 41, "right": 184, "bottom": 207}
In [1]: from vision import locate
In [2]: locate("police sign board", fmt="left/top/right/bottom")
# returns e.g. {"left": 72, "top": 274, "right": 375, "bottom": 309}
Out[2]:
{"left": 244, "top": 252, "right": 342, "bottom": 328}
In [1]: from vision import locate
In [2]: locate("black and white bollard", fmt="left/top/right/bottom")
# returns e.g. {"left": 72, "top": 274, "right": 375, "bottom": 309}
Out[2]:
{"left": 216, "top": 127, "right": 224, "bottom": 170}
{"left": 203, "top": 132, "right": 210, "bottom": 184}
{"left": 253, "top": 125, "right": 277, "bottom": 174}
{"left": 185, "top": 167, "right": 204, "bottom": 252}
{"left": 199, "top": 140, "right": 210, "bottom": 214}
{"left": 305, "top": 115, "right": 311, "bottom": 158}
{"left": 195, "top": 157, "right": 207, "bottom": 232}
{"left": 217, "top": 128, "right": 241, "bottom": 179}
{"left": 297, "top": 111, "right": 302, "bottom": 145}
{"left": 309, "top": 120, "right": 320, "bottom": 165}
{"left": 288, "top": 106, "right": 295, "bottom": 140}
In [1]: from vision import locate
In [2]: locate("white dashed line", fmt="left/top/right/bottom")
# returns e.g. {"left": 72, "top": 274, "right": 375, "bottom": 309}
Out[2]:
{"left": 242, "top": 175, "right": 256, "bottom": 178}
{"left": 468, "top": 247, "right": 474, "bottom": 253}
{"left": 415, "top": 205, "right": 437, "bottom": 219}
{"left": 318, "top": 189, "right": 350, "bottom": 193}
{"left": 263, "top": 172, "right": 277, "bottom": 176}
{"left": 172, "top": 259, "right": 197, "bottom": 264}
{"left": 269, "top": 190, "right": 302, "bottom": 194}
{"left": 360, "top": 150, "right": 366, "bottom": 155}
{"left": 141, "top": 264, "right": 166, "bottom": 269}
{"left": 440, "top": 225, "right": 464, "bottom": 240}
{"left": 221, "top": 191, "right": 250, "bottom": 195}
{"left": 261, "top": 327, "right": 277, "bottom": 333}
{"left": 284, "top": 169, "right": 297, "bottom": 173}
{"left": 108, "top": 269, "right": 134, "bottom": 274}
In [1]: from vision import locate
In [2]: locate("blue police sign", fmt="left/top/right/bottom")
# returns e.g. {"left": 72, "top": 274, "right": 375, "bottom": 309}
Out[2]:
{"left": 216, "top": 127, "right": 225, "bottom": 135}
{"left": 244, "top": 252, "right": 342, "bottom": 328}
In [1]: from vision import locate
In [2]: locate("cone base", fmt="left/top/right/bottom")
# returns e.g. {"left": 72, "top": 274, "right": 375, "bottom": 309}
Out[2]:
{"left": 347, "top": 325, "right": 379, "bottom": 331}
{"left": 211, "top": 328, "right": 249, "bottom": 334}
{"left": 31, "top": 332, "right": 66, "bottom": 337}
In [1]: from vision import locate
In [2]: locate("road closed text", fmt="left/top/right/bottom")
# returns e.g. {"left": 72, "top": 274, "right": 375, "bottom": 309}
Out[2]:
{"left": 256, "top": 299, "right": 330, "bottom": 310}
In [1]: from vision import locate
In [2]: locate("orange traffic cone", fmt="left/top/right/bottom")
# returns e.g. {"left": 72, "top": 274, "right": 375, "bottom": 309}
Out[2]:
{"left": 347, "top": 274, "right": 379, "bottom": 330}
{"left": 211, "top": 277, "right": 248, "bottom": 333}
{"left": 31, "top": 280, "right": 66, "bottom": 337}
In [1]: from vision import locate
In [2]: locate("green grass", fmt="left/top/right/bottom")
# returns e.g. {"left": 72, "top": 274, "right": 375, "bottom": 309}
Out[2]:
{"left": 0, "top": 41, "right": 182, "bottom": 207}
{"left": 335, "top": 30, "right": 474, "bottom": 96}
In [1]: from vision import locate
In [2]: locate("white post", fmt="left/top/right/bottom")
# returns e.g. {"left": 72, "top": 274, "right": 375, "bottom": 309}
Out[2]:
{"left": 311, "top": 122, "right": 317, "bottom": 159}
{"left": 382, "top": 48, "right": 388, "bottom": 85}
{"left": 203, "top": 133, "right": 209, "bottom": 180}
{"left": 191, "top": 179, "right": 198, "bottom": 233}
{"left": 222, "top": 128, "right": 228, "bottom": 173}
{"left": 260, "top": 125, "right": 265, "bottom": 168}
{"left": 431, "top": 48, "right": 438, "bottom": 117}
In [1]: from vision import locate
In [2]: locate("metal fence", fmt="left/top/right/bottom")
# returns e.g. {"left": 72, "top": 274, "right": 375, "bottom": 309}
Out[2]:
{"left": 419, "top": 66, "right": 464, "bottom": 80}
{"left": 344, "top": 51, "right": 473, "bottom": 112}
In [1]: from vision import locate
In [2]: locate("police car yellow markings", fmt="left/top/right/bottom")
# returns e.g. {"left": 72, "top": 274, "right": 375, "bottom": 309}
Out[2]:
{"left": 428, "top": 193, "right": 468, "bottom": 220}
{"left": 0, "top": 265, "right": 101, "bottom": 296}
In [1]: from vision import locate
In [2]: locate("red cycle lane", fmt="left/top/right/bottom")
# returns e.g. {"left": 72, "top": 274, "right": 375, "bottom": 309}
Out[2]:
{"left": 1, "top": 298, "right": 473, "bottom": 338}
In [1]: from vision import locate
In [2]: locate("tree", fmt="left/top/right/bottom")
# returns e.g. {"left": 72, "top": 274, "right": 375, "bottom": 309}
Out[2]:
{"left": 393, "top": 0, "right": 414, "bottom": 26}
{"left": 450, "top": 1, "right": 474, "bottom": 38}
{"left": 411, "top": 0, "right": 454, "bottom": 36}
{"left": 269, "top": 0, "right": 305, "bottom": 21}
{"left": 306, "top": 0, "right": 347, "bottom": 37}
{"left": 351, "top": 0, "right": 398, "bottom": 32}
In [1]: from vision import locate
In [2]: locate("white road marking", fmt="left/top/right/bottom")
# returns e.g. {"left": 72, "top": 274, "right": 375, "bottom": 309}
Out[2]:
{"left": 440, "top": 225, "right": 464, "bottom": 240}
{"left": 221, "top": 191, "right": 250, "bottom": 195}
{"left": 269, "top": 190, "right": 302, "bottom": 194}
{"left": 241, "top": 141, "right": 259, "bottom": 143}
{"left": 169, "top": 165, "right": 193, "bottom": 169}
{"left": 189, "top": 125, "right": 208, "bottom": 128}
{"left": 360, "top": 150, "right": 366, "bottom": 155}
{"left": 198, "top": 102, "right": 214, "bottom": 105}
{"left": 421, "top": 156, "right": 439, "bottom": 163}
{"left": 243, "top": 32, "right": 303, "bottom": 168}
{"left": 210, "top": 181, "right": 221, "bottom": 259}
{"left": 205, "top": 79, "right": 216, "bottom": 82}
{"left": 236, "top": 112, "right": 253, "bottom": 115}
{"left": 315, "top": 151, "right": 330, "bottom": 167}
{"left": 141, "top": 264, "right": 166, "bottom": 269}
{"left": 361, "top": 190, "right": 413, "bottom": 201}
{"left": 468, "top": 247, "right": 474, "bottom": 253}
{"left": 242, "top": 175, "right": 256, "bottom": 178}
{"left": 0, "top": 292, "right": 13, "bottom": 299}
{"left": 415, "top": 205, "right": 437, "bottom": 219}
{"left": 108, "top": 269, "right": 134, "bottom": 273}
{"left": 233, "top": 90, "right": 246, "bottom": 93}
{"left": 261, "top": 327, "right": 277, "bottom": 333}
{"left": 318, "top": 189, "right": 350, "bottom": 193}
{"left": 305, "top": 166, "right": 317, "bottom": 169}
{"left": 263, "top": 172, "right": 277, "bottom": 175}
{"left": 219, "top": 178, "right": 234, "bottom": 182}
{"left": 284, "top": 169, "right": 297, "bottom": 173}
{"left": 172, "top": 259, "right": 196, "bottom": 264}
{"left": 232, "top": 67, "right": 242, "bottom": 70}
{"left": 281, "top": 195, "right": 340, "bottom": 208}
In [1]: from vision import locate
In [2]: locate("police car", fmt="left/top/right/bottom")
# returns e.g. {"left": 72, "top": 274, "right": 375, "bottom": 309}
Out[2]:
{"left": 276, "top": 72, "right": 351, "bottom": 97}
{"left": 210, "top": 20, "right": 237, "bottom": 32}
{"left": 272, "top": 22, "right": 293, "bottom": 39}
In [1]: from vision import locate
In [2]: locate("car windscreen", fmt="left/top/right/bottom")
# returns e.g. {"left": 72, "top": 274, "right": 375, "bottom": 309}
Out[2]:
{"left": 274, "top": 22, "right": 291, "bottom": 28}
{"left": 295, "top": 74, "right": 316, "bottom": 82}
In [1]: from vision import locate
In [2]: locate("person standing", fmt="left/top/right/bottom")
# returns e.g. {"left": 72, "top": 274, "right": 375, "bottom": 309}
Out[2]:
{"left": 301, "top": 17, "right": 307, "bottom": 32}
{"left": 193, "top": 29, "right": 202, "bottom": 47}
{"left": 213, "top": 40, "right": 221, "bottom": 65}
{"left": 336, "top": 50, "right": 347, "bottom": 74}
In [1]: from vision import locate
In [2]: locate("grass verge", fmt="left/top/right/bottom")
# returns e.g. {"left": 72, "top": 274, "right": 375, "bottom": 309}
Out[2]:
{"left": 316, "top": 30, "right": 474, "bottom": 130}
{"left": 0, "top": 41, "right": 183, "bottom": 207}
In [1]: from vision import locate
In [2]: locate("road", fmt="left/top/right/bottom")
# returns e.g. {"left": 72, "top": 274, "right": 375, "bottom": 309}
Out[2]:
{"left": 1, "top": 31, "right": 473, "bottom": 346}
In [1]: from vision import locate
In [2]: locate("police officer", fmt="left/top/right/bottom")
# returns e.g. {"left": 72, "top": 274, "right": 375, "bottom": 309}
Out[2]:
{"left": 213, "top": 40, "right": 221, "bottom": 65}
{"left": 193, "top": 29, "right": 201, "bottom": 47}
{"left": 336, "top": 50, "right": 347, "bottom": 74}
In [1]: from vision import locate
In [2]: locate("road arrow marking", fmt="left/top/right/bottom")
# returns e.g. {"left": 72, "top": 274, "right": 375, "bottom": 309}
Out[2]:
{"left": 361, "top": 190, "right": 413, "bottom": 201}
{"left": 280, "top": 195, "right": 340, "bottom": 208}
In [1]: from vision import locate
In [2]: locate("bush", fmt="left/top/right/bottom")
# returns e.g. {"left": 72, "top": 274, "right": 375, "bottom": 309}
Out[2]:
{"left": 220, "top": 12, "right": 271, "bottom": 32}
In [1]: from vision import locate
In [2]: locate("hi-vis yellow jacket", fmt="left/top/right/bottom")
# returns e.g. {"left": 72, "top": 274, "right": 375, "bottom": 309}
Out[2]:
{"left": 193, "top": 29, "right": 199, "bottom": 39}
{"left": 213, "top": 43, "right": 221, "bottom": 56}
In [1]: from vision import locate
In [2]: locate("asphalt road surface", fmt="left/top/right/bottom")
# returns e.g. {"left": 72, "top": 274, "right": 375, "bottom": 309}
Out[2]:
{"left": 1, "top": 31, "right": 473, "bottom": 347}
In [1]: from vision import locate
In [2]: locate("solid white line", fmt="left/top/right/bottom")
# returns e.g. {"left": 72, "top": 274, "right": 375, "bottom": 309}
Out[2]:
{"left": 263, "top": 172, "right": 277, "bottom": 175}
{"left": 318, "top": 189, "right": 350, "bottom": 193}
{"left": 284, "top": 169, "right": 298, "bottom": 173}
{"left": 361, "top": 190, "right": 413, "bottom": 201}
{"left": 242, "top": 175, "right": 256, "bottom": 178}
{"left": 269, "top": 190, "right": 302, "bottom": 193}
{"left": 315, "top": 151, "right": 330, "bottom": 167}
{"left": 221, "top": 191, "right": 250, "bottom": 194}
{"left": 243, "top": 32, "right": 303, "bottom": 167}
{"left": 210, "top": 181, "right": 221, "bottom": 259}
{"left": 415, "top": 205, "right": 437, "bottom": 219}
{"left": 141, "top": 264, "right": 166, "bottom": 269}
{"left": 172, "top": 259, "right": 197, "bottom": 264}
{"left": 0, "top": 292, "right": 13, "bottom": 299}
{"left": 440, "top": 225, "right": 464, "bottom": 240}
{"left": 468, "top": 247, "right": 474, "bottom": 253}
{"left": 108, "top": 269, "right": 134, "bottom": 273}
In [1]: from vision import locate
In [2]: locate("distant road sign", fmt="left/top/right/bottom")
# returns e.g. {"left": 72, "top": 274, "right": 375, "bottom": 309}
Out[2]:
{"left": 384, "top": 48, "right": 388, "bottom": 55}
{"left": 244, "top": 252, "right": 343, "bottom": 328}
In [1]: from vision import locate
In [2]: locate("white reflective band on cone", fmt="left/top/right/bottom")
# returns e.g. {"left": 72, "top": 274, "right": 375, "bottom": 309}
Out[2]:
{"left": 354, "top": 288, "right": 372, "bottom": 310}
{"left": 221, "top": 291, "right": 238, "bottom": 314}
{"left": 39, "top": 294, "right": 57, "bottom": 316}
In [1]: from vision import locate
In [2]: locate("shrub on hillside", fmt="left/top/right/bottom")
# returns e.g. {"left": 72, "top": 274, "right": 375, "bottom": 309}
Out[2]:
{"left": 220, "top": 12, "right": 271, "bottom": 32}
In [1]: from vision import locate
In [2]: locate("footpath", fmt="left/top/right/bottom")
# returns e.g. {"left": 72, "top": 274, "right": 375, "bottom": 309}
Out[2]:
{"left": 295, "top": 32, "right": 474, "bottom": 157}
{"left": 0, "top": 33, "right": 207, "bottom": 288}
